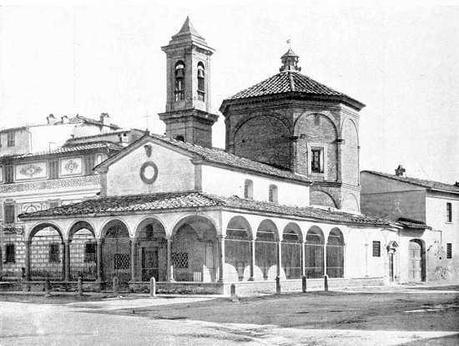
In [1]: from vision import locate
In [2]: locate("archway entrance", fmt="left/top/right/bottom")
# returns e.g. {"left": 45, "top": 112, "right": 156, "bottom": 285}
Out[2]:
{"left": 305, "top": 226, "right": 324, "bottom": 278}
{"left": 102, "top": 220, "right": 131, "bottom": 286}
{"left": 282, "top": 223, "right": 302, "bottom": 279}
{"left": 326, "top": 228, "right": 344, "bottom": 278}
{"left": 255, "top": 220, "right": 278, "bottom": 280}
{"left": 136, "top": 219, "right": 167, "bottom": 282}
{"left": 29, "top": 224, "right": 64, "bottom": 280}
{"left": 225, "top": 216, "right": 252, "bottom": 282}
{"left": 69, "top": 221, "right": 96, "bottom": 281}
{"left": 409, "top": 239, "right": 425, "bottom": 282}
{"left": 171, "top": 216, "right": 217, "bottom": 282}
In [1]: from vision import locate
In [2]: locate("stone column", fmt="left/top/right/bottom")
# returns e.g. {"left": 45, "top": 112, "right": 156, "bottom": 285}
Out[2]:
{"left": 130, "top": 237, "right": 137, "bottom": 282}
{"left": 166, "top": 238, "right": 172, "bottom": 282}
{"left": 301, "top": 241, "right": 306, "bottom": 277}
{"left": 277, "top": 240, "right": 282, "bottom": 277}
{"left": 96, "top": 238, "right": 103, "bottom": 283}
{"left": 323, "top": 243, "right": 327, "bottom": 277}
{"left": 249, "top": 239, "right": 255, "bottom": 281}
{"left": 24, "top": 240, "right": 31, "bottom": 281}
{"left": 64, "top": 240, "right": 70, "bottom": 281}
{"left": 218, "top": 236, "right": 225, "bottom": 282}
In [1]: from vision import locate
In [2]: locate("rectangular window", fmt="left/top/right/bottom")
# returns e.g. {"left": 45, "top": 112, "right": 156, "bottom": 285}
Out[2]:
{"left": 49, "top": 243, "right": 60, "bottom": 263}
{"left": 244, "top": 179, "right": 253, "bottom": 199}
{"left": 172, "top": 252, "right": 188, "bottom": 269}
{"left": 5, "top": 165, "right": 14, "bottom": 183}
{"left": 311, "top": 148, "right": 323, "bottom": 173}
{"left": 4, "top": 204, "right": 15, "bottom": 224}
{"left": 49, "top": 160, "right": 59, "bottom": 179}
{"left": 446, "top": 202, "right": 452, "bottom": 222}
{"left": 7, "top": 131, "right": 15, "bottom": 147}
{"left": 446, "top": 243, "right": 452, "bottom": 259}
{"left": 5, "top": 244, "right": 15, "bottom": 263}
{"left": 372, "top": 241, "right": 381, "bottom": 257}
{"left": 84, "top": 242, "right": 96, "bottom": 263}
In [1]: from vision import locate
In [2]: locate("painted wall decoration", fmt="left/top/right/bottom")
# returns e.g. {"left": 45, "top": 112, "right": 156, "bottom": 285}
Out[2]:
{"left": 60, "top": 157, "right": 83, "bottom": 176}
{"left": 15, "top": 162, "right": 47, "bottom": 180}
{"left": 21, "top": 203, "right": 43, "bottom": 214}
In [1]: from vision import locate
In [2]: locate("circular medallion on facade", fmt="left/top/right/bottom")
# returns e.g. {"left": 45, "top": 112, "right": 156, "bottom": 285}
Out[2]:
{"left": 140, "top": 161, "right": 158, "bottom": 184}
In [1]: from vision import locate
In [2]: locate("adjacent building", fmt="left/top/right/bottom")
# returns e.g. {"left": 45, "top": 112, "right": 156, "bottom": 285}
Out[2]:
{"left": 361, "top": 168, "right": 459, "bottom": 282}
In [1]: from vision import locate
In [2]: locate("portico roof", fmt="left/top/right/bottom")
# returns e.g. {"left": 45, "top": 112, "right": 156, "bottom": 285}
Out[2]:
{"left": 19, "top": 190, "right": 392, "bottom": 227}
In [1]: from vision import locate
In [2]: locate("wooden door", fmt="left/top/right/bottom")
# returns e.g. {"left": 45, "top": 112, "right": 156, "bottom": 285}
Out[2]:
{"left": 409, "top": 241, "right": 422, "bottom": 281}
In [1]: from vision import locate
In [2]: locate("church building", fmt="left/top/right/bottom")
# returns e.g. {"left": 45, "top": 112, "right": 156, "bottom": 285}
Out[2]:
{"left": 1, "top": 18, "right": 448, "bottom": 295}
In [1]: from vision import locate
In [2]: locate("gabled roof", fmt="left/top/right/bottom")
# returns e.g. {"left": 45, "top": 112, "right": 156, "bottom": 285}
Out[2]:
{"left": 0, "top": 142, "right": 122, "bottom": 162}
{"left": 220, "top": 71, "right": 365, "bottom": 112}
{"left": 19, "top": 190, "right": 391, "bottom": 227}
{"left": 362, "top": 170, "right": 459, "bottom": 195}
{"left": 96, "top": 133, "right": 311, "bottom": 184}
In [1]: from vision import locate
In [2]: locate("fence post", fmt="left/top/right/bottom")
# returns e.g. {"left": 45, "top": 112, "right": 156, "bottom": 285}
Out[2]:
{"left": 275, "top": 276, "right": 281, "bottom": 294}
{"left": 230, "top": 283, "right": 239, "bottom": 302}
{"left": 113, "top": 276, "right": 119, "bottom": 295}
{"left": 44, "top": 277, "right": 51, "bottom": 297}
{"left": 324, "top": 275, "right": 328, "bottom": 292}
{"left": 77, "top": 276, "right": 83, "bottom": 296}
{"left": 150, "top": 277, "right": 156, "bottom": 297}
{"left": 302, "top": 275, "right": 307, "bottom": 293}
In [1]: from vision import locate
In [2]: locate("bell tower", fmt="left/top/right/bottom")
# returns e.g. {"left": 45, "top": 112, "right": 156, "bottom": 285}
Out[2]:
{"left": 159, "top": 17, "right": 218, "bottom": 148}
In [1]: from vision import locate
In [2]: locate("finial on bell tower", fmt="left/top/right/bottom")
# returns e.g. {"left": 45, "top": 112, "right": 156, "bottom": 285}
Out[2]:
{"left": 280, "top": 40, "right": 301, "bottom": 72}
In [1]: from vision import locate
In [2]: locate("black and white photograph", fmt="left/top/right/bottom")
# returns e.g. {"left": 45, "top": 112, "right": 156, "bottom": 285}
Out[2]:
{"left": 0, "top": 0, "right": 458, "bottom": 344}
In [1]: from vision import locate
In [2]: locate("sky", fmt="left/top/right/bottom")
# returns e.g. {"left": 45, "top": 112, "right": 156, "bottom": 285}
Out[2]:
{"left": 0, "top": 0, "right": 458, "bottom": 183}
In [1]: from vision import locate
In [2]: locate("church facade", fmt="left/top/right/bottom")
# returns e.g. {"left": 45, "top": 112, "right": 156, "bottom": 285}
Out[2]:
{"left": 1, "top": 18, "right": 450, "bottom": 294}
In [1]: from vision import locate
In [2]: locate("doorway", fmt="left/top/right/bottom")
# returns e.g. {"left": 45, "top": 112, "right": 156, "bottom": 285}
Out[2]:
{"left": 141, "top": 247, "right": 159, "bottom": 281}
{"left": 408, "top": 239, "right": 425, "bottom": 282}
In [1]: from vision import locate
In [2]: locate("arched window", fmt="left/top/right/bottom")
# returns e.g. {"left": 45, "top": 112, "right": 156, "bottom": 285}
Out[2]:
{"left": 175, "top": 61, "right": 185, "bottom": 101}
{"left": 244, "top": 179, "right": 253, "bottom": 199}
{"left": 269, "top": 184, "right": 278, "bottom": 203}
{"left": 197, "top": 62, "right": 205, "bottom": 101}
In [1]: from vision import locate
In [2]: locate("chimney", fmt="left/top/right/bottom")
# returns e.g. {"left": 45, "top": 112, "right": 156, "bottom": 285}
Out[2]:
{"left": 100, "top": 113, "right": 111, "bottom": 126}
{"left": 454, "top": 182, "right": 459, "bottom": 187}
{"left": 61, "top": 115, "right": 69, "bottom": 124}
{"left": 395, "top": 165, "right": 406, "bottom": 177}
{"left": 46, "top": 114, "right": 57, "bottom": 125}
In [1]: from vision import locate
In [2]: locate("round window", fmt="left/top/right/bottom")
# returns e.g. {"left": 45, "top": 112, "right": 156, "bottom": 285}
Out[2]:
{"left": 140, "top": 161, "right": 158, "bottom": 184}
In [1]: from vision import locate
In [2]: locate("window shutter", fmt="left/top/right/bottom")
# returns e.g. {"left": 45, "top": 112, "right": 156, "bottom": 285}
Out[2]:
{"left": 84, "top": 155, "right": 95, "bottom": 175}
{"left": 5, "top": 165, "right": 14, "bottom": 183}
{"left": 4, "top": 204, "right": 15, "bottom": 224}
{"left": 49, "top": 160, "right": 59, "bottom": 179}
{"left": 372, "top": 241, "right": 381, "bottom": 257}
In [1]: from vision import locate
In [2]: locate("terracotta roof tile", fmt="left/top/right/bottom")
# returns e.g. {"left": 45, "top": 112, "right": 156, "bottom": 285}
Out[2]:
{"left": 149, "top": 134, "right": 311, "bottom": 183}
{"left": 0, "top": 142, "right": 122, "bottom": 161}
{"left": 221, "top": 71, "right": 364, "bottom": 111}
{"left": 362, "top": 170, "right": 459, "bottom": 194}
{"left": 19, "top": 191, "right": 391, "bottom": 227}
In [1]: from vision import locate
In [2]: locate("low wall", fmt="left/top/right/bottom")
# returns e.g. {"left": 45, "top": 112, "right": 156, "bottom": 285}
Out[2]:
{"left": 0, "top": 277, "right": 384, "bottom": 296}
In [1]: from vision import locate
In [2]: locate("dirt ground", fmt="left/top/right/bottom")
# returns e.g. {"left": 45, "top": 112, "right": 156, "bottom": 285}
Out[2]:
{"left": 1, "top": 286, "right": 458, "bottom": 345}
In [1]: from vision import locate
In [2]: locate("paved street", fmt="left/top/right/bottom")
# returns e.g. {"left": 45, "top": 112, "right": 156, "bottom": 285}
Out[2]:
{"left": 0, "top": 286, "right": 458, "bottom": 345}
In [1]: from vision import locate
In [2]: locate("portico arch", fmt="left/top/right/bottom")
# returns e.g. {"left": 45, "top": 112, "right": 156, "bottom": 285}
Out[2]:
{"left": 101, "top": 219, "right": 131, "bottom": 286}
{"left": 28, "top": 223, "right": 64, "bottom": 280}
{"left": 68, "top": 221, "right": 96, "bottom": 280}
{"left": 225, "top": 216, "right": 252, "bottom": 282}
{"left": 326, "top": 228, "right": 344, "bottom": 278}
{"left": 135, "top": 218, "right": 167, "bottom": 281}
{"left": 255, "top": 219, "right": 279, "bottom": 280}
{"left": 171, "top": 215, "right": 218, "bottom": 282}
{"left": 305, "top": 226, "right": 325, "bottom": 278}
{"left": 282, "top": 223, "right": 302, "bottom": 279}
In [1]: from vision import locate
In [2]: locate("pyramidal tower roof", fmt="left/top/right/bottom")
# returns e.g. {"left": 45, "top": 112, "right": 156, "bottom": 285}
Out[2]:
{"left": 164, "top": 16, "right": 210, "bottom": 49}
